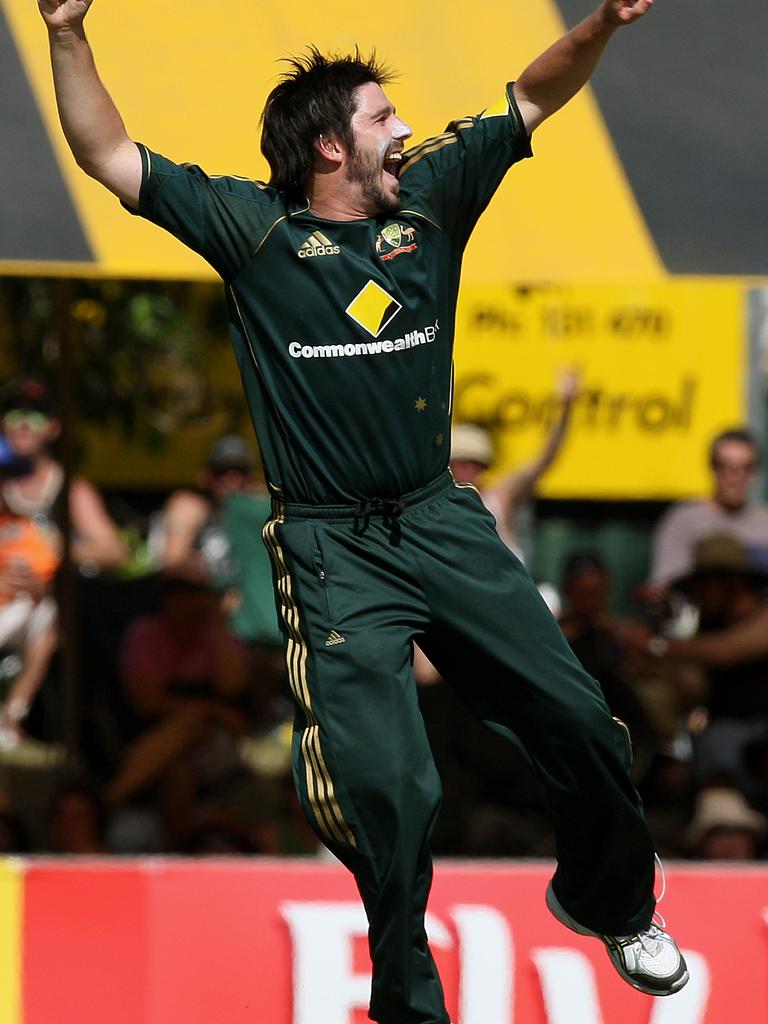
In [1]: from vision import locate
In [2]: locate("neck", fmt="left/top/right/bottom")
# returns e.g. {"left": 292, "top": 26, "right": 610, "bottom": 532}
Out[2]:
{"left": 307, "top": 174, "right": 371, "bottom": 221}
{"left": 15, "top": 456, "right": 56, "bottom": 484}
{"left": 715, "top": 501, "right": 746, "bottom": 514}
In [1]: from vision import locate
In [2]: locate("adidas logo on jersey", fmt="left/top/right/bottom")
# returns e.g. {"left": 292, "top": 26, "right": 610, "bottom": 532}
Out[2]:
{"left": 298, "top": 231, "right": 342, "bottom": 259}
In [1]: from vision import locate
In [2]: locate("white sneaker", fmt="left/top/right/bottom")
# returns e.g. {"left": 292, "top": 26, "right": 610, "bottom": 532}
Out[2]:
{"left": 546, "top": 883, "right": 689, "bottom": 996}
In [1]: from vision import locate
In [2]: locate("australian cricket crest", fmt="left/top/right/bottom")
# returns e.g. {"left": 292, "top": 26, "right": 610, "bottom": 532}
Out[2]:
{"left": 375, "top": 223, "right": 418, "bottom": 262}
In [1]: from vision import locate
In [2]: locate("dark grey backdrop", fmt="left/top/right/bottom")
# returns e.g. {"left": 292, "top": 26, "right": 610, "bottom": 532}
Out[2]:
{"left": 556, "top": 0, "right": 768, "bottom": 274}
{"left": 0, "top": 6, "right": 92, "bottom": 263}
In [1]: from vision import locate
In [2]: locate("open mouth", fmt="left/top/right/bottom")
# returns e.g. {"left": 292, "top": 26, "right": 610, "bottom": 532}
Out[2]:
{"left": 382, "top": 151, "right": 402, "bottom": 184}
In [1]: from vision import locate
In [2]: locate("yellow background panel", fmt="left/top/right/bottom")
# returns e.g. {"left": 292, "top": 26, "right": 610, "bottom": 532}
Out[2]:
{"left": 5, "top": 0, "right": 663, "bottom": 281}
{"left": 0, "top": 861, "right": 22, "bottom": 1024}
{"left": 454, "top": 279, "right": 745, "bottom": 499}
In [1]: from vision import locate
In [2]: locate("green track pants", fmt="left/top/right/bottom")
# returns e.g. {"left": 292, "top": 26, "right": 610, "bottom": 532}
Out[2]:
{"left": 263, "top": 472, "right": 655, "bottom": 1024}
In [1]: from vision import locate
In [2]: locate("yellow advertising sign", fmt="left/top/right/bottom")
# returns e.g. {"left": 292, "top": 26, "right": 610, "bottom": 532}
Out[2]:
{"left": 0, "top": 861, "right": 22, "bottom": 1024}
{"left": 454, "top": 280, "right": 747, "bottom": 500}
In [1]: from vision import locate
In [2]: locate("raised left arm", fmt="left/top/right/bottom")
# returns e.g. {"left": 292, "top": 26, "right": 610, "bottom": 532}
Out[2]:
{"left": 513, "top": 0, "right": 655, "bottom": 134}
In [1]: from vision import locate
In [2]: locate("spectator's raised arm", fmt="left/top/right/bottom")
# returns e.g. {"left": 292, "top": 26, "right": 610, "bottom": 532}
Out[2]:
{"left": 493, "top": 369, "right": 580, "bottom": 514}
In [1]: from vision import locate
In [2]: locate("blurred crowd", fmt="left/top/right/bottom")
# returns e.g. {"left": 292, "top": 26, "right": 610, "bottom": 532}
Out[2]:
{"left": 1, "top": 374, "right": 768, "bottom": 864}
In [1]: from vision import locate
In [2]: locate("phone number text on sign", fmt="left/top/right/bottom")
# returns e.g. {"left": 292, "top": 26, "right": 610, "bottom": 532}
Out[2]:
{"left": 453, "top": 280, "right": 745, "bottom": 500}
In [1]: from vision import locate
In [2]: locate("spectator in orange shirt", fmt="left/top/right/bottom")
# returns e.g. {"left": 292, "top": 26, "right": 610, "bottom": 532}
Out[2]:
{"left": 0, "top": 440, "right": 60, "bottom": 745}
{"left": 1, "top": 378, "right": 128, "bottom": 573}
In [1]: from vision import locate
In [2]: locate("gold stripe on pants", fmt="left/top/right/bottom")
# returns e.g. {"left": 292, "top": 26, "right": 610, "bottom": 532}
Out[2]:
{"left": 262, "top": 509, "right": 356, "bottom": 848}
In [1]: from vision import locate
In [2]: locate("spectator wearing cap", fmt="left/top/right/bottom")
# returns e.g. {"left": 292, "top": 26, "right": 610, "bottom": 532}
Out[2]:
{"left": 647, "top": 427, "right": 768, "bottom": 593}
{"left": 1, "top": 377, "right": 128, "bottom": 573}
{"left": 153, "top": 433, "right": 284, "bottom": 743}
{"left": 154, "top": 433, "right": 256, "bottom": 589}
{"left": 629, "top": 535, "right": 768, "bottom": 796}
{"left": 450, "top": 370, "right": 580, "bottom": 563}
{"left": 685, "top": 786, "right": 766, "bottom": 861}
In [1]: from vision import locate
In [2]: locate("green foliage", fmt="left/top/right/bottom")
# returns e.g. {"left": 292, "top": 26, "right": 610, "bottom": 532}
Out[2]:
{"left": 0, "top": 277, "right": 247, "bottom": 456}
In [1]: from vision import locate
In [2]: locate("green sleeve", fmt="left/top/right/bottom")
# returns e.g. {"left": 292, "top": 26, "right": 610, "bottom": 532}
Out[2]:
{"left": 397, "top": 83, "right": 532, "bottom": 250}
{"left": 124, "top": 144, "right": 285, "bottom": 280}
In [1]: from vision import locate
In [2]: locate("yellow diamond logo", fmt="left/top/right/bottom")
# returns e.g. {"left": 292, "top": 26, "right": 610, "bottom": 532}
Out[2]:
{"left": 345, "top": 280, "right": 402, "bottom": 338}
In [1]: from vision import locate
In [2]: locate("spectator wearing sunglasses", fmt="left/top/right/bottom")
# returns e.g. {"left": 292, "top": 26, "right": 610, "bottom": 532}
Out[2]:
{"left": 1, "top": 378, "right": 128, "bottom": 574}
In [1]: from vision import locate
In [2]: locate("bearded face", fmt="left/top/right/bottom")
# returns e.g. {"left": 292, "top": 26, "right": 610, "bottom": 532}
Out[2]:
{"left": 344, "top": 136, "right": 403, "bottom": 216}
{"left": 339, "top": 82, "right": 411, "bottom": 217}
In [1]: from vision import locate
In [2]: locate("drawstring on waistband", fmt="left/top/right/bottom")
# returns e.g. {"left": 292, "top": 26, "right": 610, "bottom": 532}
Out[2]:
{"left": 354, "top": 497, "right": 406, "bottom": 539}
{"left": 275, "top": 472, "right": 452, "bottom": 521}
{"left": 354, "top": 497, "right": 406, "bottom": 522}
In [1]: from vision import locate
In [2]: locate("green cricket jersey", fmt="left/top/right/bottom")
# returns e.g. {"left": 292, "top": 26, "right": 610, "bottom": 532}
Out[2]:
{"left": 128, "top": 84, "right": 531, "bottom": 503}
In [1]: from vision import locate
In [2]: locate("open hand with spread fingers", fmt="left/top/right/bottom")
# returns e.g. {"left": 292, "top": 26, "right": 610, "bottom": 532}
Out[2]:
{"left": 602, "top": 0, "right": 655, "bottom": 26}
{"left": 38, "top": 0, "right": 94, "bottom": 32}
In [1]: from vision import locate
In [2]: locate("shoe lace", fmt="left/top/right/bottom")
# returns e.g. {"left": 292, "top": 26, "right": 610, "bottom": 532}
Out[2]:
{"left": 620, "top": 854, "right": 668, "bottom": 955}
{"left": 652, "top": 852, "right": 667, "bottom": 930}
{"left": 637, "top": 922, "right": 664, "bottom": 955}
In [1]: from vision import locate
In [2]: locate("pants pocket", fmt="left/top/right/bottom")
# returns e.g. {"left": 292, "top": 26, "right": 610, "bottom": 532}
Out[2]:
{"left": 312, "top": 527, "right": 333, "bottom": 622}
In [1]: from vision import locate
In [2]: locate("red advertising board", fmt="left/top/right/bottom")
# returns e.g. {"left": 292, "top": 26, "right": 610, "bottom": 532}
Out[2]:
{"left": 19, "top": 860, "right": 768, "bottom": 1024}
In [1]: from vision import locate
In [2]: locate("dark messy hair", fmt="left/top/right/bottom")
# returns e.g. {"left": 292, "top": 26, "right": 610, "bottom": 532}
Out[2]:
{"left": 709, "top": 427, "right": 760, "bottom": 468}
{"left": 260, "top": 46, "right": 395, "bottom": 199}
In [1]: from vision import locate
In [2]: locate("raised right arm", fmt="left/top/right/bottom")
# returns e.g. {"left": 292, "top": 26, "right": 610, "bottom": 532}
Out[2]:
{"left": 39, "top": 0, "right": 141, "bottom": 207}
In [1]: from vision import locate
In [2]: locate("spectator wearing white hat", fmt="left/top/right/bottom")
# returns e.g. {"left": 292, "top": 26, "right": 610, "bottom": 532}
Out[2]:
{"left": 625, "top": 535, "right": 768, "bottom": 797}
{"left": 685, "top": 786, "right": 767, "bottom": 860}
{"left": 450, "top": 369, "right": 580, "bottom": 563}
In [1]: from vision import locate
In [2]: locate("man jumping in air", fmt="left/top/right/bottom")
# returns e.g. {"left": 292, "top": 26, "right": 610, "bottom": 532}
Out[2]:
{"left": 40, "top": 0, "right": 688, "bottom": 1019}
